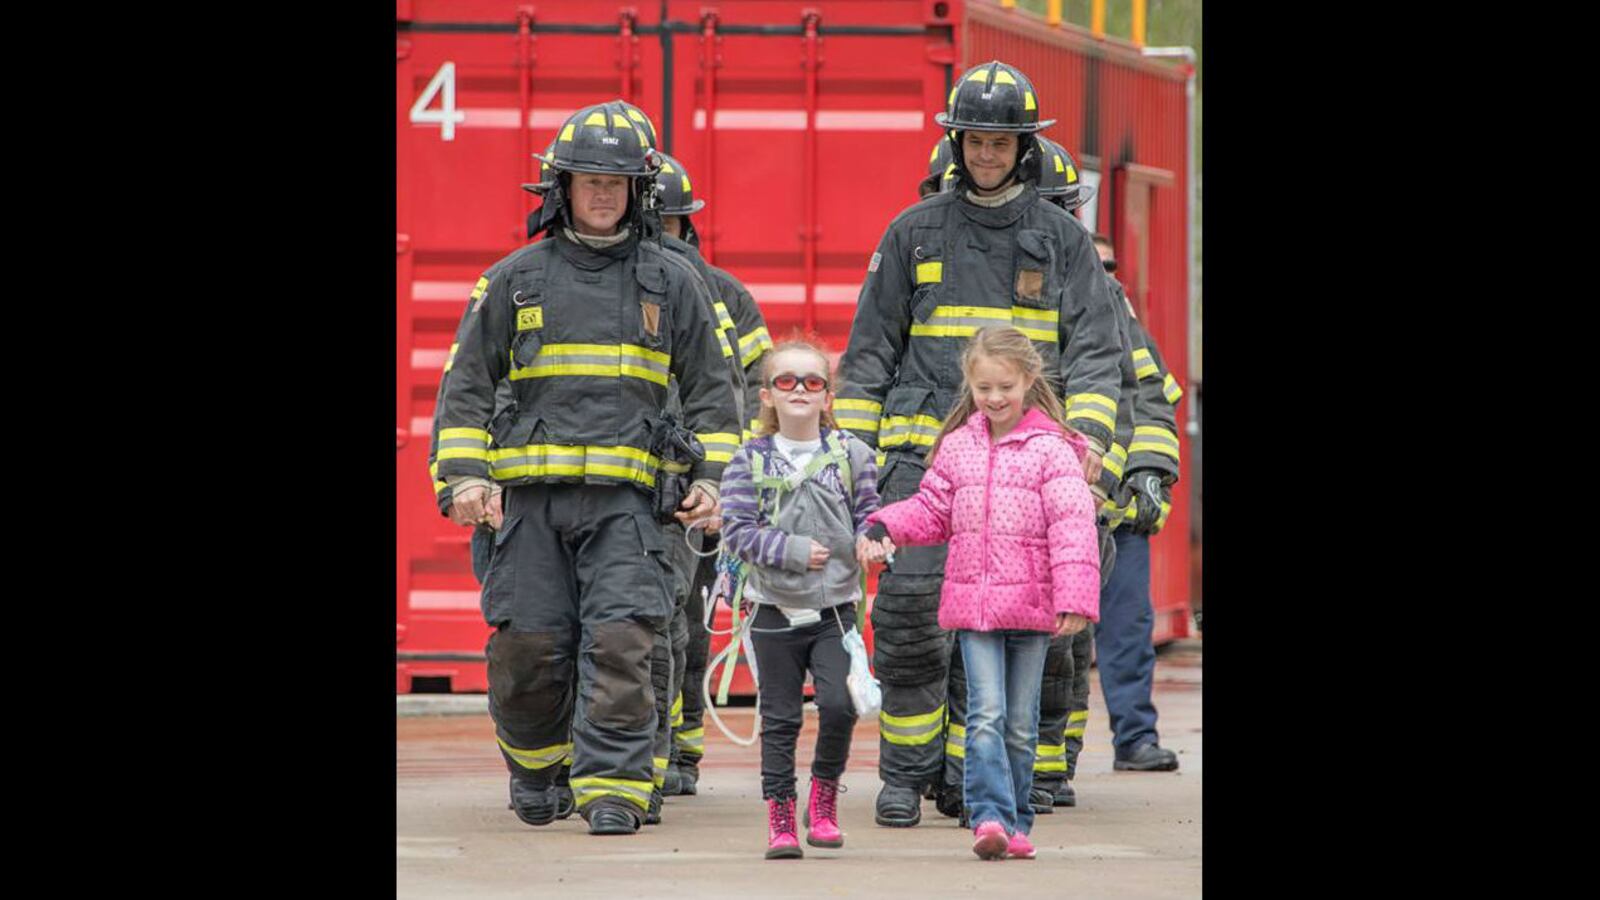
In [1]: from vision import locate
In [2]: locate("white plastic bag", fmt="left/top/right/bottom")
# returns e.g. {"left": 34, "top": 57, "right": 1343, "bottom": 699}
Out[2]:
{"left": 842, "top": 628, "right": 881, "bottom": 718}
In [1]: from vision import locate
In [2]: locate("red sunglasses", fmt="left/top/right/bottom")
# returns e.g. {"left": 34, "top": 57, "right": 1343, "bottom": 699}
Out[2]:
{"left": 769, "top": 372, "right": 830, "bottom": 393}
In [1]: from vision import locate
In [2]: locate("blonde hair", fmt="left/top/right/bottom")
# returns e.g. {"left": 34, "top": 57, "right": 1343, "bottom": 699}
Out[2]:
{"left": 755, "top": 337, "right": 839, "bottom": 437}
{"left": 926, "top": 326, "right": 1076, "bottom": 464}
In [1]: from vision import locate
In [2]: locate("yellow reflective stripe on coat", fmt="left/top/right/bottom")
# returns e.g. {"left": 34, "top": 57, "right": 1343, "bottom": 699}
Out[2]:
{"left": 1162, "top": 373, "right": 1184, "bottom": 403}
{"left": 697, "top": 432, "right": 740, "bottom": 464}
{"left": 443, "top": 342, "right": 460, "bottom": 373}
{"left": 738, "top": 326, "right": 773, "bottom": 367}
{"left": 429, "top": 461, "right": 447, "bottom": 495}
{"left": 509, "top": 343, "right": 672, "bottom": 387}
{"left": 1065, "top": 393, "right": 1117, "bottom": 431}
{"left": 909, "top": 305, "right": 1059, "bottom": 344}
{"left": 497, "top": 737, "right": 573, "bottom": 770}
{"left": 469, "top": 276, "right": 489, "bottom": 302}
{"left": 880, "top": 704, "right": 946, "bottom": 745}
{"left": 1130, "top": 425, "right": 1181, "bottom": 461}
{"left": 878, "top": 413, "right": 942, "bottom": 449}
{"left": 713, "top": 301, "right": 735, "bottom": 332}
{"left": 489, "top": 443, "right": 662, "bottom": 487}
{"left": 570, "top": 776, "right": 653, "bottom": 812}
{"left": 834, "top": 398, "right": 883, "bottom": 433}
{"left": 436, "top": 427, "right": 492, "bottom": 461}
{"left": 1133, "top": 349, "right": 1158, "bottom": 380}
{"left": 1102, "top": 443, "right": 1128, "bottom": 480}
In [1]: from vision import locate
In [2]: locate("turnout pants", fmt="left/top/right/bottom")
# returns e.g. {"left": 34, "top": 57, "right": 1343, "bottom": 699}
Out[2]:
{"left": 1062, "top": 624, "right": 1093, "bottom": 779}
{"left": 481, "top": 483, "right": 671, "bottom": 817}
{"left": 872, "top": 454, "right": 955, "bottom": 790}
{"left": 651, "top": 521, "right": 696, "bottom": 791}
{"left": 677, "top": 546, "right": 718, "bottom": 765}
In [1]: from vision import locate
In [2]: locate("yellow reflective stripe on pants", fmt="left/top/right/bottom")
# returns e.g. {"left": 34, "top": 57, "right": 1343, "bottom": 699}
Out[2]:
{"left": 1130, "top": 425, "right": 1181, "bottom": 461}
{"left": 1162, "top": 373, "right": 1184, "bottom": 403}
{"left": 652, "top": 757, "right": 669, "bottom": 788}
{"left": 675, "top": 727, "right": 705, "bottom": 752}
{"left": 880, "top": 704, "right": 946, "bottom": 746}
{"left": 509, "top": 343, "right": 672, "bottom": 387}
{"left": 878, "top": 414, "right": 941, "bottom": 449}
{"left": 1034, "top": 742, "right": 1067, "bottom": 772}
{"left": 570, "top": 776, "right": 654, "bottom": 812}
{"left": 497, "top": 737, "right": 573, "bottom": 770}
{"left": 489, "top": 443, "right": 661, "bottom": 487}
{"left": 1065, "top": 393, "right": 1117, "bottom": 432}
{"left": 945, "top": 721, "right": 966, "bottom": 759}
{"left": 670, "top": 691, "right": 684, "bottom": 728}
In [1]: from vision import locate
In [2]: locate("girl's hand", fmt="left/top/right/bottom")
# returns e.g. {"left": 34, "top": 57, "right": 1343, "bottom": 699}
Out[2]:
{"left": 808, "top": 539, "right": 831, "bottom": 570}
{"left": 855, "top": 535, "right": 877, "bottom": 569}
{"left": 1054, "top": 613, "right": 1088, "bottom": 637}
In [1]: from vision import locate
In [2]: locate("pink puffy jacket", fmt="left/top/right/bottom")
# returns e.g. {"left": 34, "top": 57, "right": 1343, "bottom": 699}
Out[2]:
{"left": 867, "top": 407, "right": 1100, "bottom": 633}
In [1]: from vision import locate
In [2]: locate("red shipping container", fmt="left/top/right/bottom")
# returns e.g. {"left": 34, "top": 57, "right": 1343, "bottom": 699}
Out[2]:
{"left": 397, "top": 0, "right": 1193, "bottom": 694}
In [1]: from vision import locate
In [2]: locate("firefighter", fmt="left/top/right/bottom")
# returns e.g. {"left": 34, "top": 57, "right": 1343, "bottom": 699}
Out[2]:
{"left": 1087, "top": 232, "right": 1184, "bottom": 773}
{"left": 836, "top": 61, "right": 1124, "bottom": 828}
{"left": 653, "top": 156, "right": 775, "bottom": 797}
{"left": 433, "top": 101, "right": 739, "bottom": 836}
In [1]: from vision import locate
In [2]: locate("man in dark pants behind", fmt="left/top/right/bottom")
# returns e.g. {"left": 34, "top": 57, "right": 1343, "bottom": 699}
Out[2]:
{"left": 1088, "top": 233, "right": 1183, "bottom": 773}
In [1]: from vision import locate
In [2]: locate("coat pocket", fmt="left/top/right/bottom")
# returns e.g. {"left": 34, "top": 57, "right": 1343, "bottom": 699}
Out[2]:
{"left": 1013, "top": 228, "right": 1059, "bottom": 310}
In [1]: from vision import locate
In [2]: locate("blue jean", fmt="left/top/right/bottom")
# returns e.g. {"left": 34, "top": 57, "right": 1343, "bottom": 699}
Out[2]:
{"left": 1095, "top": 529, "right": 1159, "bottom": 755}
{"left": 959, "top": 629, "right": 1050, "bottom": 835}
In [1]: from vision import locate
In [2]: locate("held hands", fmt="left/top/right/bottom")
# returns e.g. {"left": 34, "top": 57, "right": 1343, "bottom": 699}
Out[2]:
{"left": 1054, "top": 613, "right": 1089, "bottom": 637}
{"left": 675, "top": 485, "right": 720, "bottom": 527}
{"left": 1082, "top": 450, "right": 1104, "bottom": 486}
{"left": 855, "top": 534, "right": 897, "bottom": 569}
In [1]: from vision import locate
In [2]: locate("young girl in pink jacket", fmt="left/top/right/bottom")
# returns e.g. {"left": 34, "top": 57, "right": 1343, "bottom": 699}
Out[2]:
{"left": 863, "top": 326, "right": 1101, "bottom": 861}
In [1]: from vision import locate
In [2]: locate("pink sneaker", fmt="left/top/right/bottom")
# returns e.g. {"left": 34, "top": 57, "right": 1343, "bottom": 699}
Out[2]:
{"left": 765, "top": 797, "right": 803, "bottom": 859}
{"left": 806, "top": 777, "right": 844, "bottom": 848}
{"left": 972, "top": 821, "right": 1009, "bottom": 860}
{"left": 1007, "top": 831, "right": 1036, "bottom": 859}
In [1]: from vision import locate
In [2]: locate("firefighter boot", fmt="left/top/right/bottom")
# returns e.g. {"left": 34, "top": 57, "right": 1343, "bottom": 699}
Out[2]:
{"left": 675, "top": 758, "right": 700, "bottom": 796}
{"left": 874, "top": 783, "right": 922, "bottom": 828}
{"left": 584, "top": 797, "right": 642, "bottom": 835}
{"left": 934, "top": 782, "right": 964, "bottom": 819}
{"left": 645, "top": 788, "right": 664, "bottom": 825}
{"left": 1028, "top": 786, "right": 1056, "bottom": 815}
{"left": 663, "top": 764, "right": 684, "bottom": 796}
{"left": 805, "top": 777, "right": 844, "bottom": 848}
{"left": 508, "top": 771, "right": 559, "bottom": 827}
{"left": 1053, "top": 780, "right": 1077, "bottom": 807}
{"left": 555, "top": 765, "right": 576, "bottom": 819}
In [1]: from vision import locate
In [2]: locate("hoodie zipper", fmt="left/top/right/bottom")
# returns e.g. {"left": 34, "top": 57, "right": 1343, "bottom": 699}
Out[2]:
{"left": 979, "top": 422, "right": 994, "bottom": 632}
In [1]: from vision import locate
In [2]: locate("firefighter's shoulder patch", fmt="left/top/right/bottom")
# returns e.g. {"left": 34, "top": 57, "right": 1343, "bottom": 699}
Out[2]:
{"left": 867, "top": 252, "right": 882, "bottom": 273}
{"left": 517, "top": 306, "right": 544, "bottom": 331}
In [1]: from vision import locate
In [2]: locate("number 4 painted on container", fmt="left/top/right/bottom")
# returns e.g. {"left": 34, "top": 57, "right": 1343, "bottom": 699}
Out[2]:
{"left": 410, "top": 61, "right": 466, "bottom": 141}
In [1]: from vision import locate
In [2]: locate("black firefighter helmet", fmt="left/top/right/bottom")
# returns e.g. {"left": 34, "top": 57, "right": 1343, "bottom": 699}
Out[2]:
{"left": 1033, "top": 135, "right": 1096, "bottom": 212}
{"left": 532, "top": 101, "right": 658, "bottom": 177}
{"left": 935, "top": 61, "right": 1055, "bottom": 191}
{"left": 653, "top": 153, "right": 705, "bottom": 216}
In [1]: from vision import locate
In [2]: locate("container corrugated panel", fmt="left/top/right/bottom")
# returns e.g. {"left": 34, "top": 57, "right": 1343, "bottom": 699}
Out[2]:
{"left": 965, "top": 0, "right": 1191, "bottom": 640}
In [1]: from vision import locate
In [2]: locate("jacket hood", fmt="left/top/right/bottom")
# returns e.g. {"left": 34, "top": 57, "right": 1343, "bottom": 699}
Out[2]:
{"left": 965, "top": 406, "right": 1088, "bottom": 458}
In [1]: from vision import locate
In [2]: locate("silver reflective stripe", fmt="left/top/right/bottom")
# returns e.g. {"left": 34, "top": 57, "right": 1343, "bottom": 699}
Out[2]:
{"left": 879, "top": 719, "right": 942, "bottom": 739}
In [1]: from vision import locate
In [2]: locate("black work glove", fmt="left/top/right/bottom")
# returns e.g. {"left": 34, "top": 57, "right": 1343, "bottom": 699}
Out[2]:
{"left": 865, "top": 522, "right": 890, "bottom": 542}
{"left": 1127, "top": 470, "right": 1169, "bottom": 536}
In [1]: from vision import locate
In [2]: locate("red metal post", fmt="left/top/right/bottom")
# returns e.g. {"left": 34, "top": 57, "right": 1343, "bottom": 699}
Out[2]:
{"left": 699, "top": 10, "right": 720, "bottom": 263}
{"left": 619, "top": 9, "right": 637, "bottom": 102}
{"left": 800, "top": 9, "right": 821, "bottom": 333}
{"left": 517, "top": 7, "right": 536, "bottom": 224}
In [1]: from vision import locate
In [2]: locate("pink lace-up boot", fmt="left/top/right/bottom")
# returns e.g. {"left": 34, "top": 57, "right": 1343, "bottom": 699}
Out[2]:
{"left": 805, "top": 777, "right": 844, "bottom": 848}
{"left": 765, "top": 797, "right": 803, "bottom": 859}
{"left": 972, "top": 820, "right": 1009, "bottom": 860}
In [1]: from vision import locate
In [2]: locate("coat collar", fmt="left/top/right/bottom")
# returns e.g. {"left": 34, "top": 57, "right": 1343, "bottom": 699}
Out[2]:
{"left": 964, "top": 406, "right": 1062, "bottom": 446}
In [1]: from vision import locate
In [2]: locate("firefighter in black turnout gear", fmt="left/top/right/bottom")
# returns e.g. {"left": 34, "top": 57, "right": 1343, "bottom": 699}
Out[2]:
{"left": 433, "top": 101, "right": 738, "bottom": 836}
{"left": 837, "top": 61, "right": 1124, "bottom": 827}
{"left": 652, "top": 154, "right": 775, "bottom": 797}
